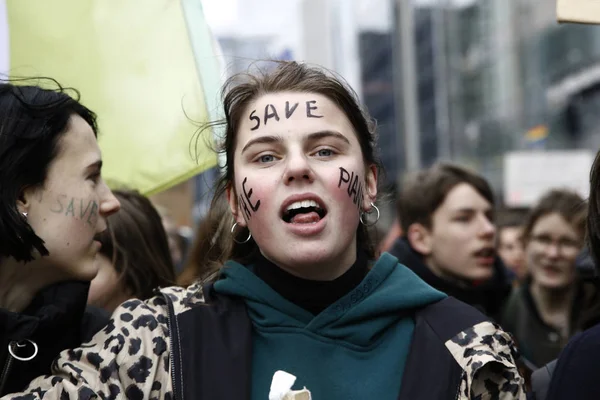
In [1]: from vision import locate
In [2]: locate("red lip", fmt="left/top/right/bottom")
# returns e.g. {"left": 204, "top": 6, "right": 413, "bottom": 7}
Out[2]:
{"left": 279, "top": 193, "right": 327, "bottom": 218}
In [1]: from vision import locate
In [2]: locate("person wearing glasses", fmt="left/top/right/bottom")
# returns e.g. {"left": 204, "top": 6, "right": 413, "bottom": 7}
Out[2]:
{"left": 502, "top": 189, "right": 599, "bottom": 368}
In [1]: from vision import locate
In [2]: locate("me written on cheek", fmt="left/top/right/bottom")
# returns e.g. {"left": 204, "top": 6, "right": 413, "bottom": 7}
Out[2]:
{"left": 238, "top": 177, "right": 261, "bottom": 220}
{"left": 48, "top": 194, "right": 100, "bottom": 226}
{"left": 338, "top": 167, "right": 364, "bottom": 211}
{"left": 248, "top": 99, "right": 323, "bottom": 130}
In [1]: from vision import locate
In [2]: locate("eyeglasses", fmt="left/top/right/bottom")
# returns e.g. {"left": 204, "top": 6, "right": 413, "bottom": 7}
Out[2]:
{"left": 530, "top": 234, "right": 581, "bottom": 253}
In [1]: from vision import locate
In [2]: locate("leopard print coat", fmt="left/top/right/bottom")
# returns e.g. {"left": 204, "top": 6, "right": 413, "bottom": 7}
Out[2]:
{"left": 1, "top": 282, "right": 525, "bottom": 400}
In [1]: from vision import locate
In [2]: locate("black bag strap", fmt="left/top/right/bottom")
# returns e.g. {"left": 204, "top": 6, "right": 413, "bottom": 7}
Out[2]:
{"left": 398, "top": 297, "right": 489, "bottom": 400}
{"left": 173, "top": 282, "right": 253, "bottom": 400}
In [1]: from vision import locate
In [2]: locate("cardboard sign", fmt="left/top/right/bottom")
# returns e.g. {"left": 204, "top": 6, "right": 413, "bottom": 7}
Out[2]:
{"left": 557, "top": 0, "right": 600, "bottom": 24}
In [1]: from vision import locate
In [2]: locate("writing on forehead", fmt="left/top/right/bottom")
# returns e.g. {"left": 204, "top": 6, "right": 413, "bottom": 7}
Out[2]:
{"left": 249, "top": 100, "right": 323, "bottom": 131}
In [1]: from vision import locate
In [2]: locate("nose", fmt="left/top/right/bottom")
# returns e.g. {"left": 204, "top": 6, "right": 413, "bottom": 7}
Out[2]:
{"left": 479, "top": 215, "right": 496, "bottom": 239}
{"left": 282, "top": 150, "right": 314, "bottom": 185}
{"left": 545, "top": 243, "right": 560, "bottom": 259}
{"left": 99, "top": 184, "right": 121, "bottom": 217}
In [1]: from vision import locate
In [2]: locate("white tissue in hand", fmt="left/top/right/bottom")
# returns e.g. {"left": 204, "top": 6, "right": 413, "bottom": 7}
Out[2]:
{"left": 268, "top": 370, "right": 312, "bottom": 400}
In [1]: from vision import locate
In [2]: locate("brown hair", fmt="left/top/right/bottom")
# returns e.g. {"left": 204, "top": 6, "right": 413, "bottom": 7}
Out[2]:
{"left": 397, "top": 162, "right": 495, "bottom": 233}
{"left": 97, "top": 190, "right": 176, "bottom": 299}
{"left": 184, "top": 61, "right": 383, "bottom": 283}
{"left": 521, "top": 189, "right": 587, "bottom": 244}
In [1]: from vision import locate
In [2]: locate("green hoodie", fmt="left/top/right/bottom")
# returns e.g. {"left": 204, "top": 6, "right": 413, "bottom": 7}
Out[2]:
{"left": 213, "top": 252, "right": 446, "bottom": 400}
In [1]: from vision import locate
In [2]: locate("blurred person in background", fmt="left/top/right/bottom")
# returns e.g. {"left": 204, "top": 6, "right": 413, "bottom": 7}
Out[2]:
{"left": 155, "top": 205, "right": 184, "bottom": 269}
{"left": 177, "top": 196, "right": 230, "bottom": 286}
{"left": 538, "top": 151, "right": 600, "bottom": 399}
{"left": 377, "top": 216, "right": 402, "bottom": 255}
{"left": 88, "top": 190, "right": 177, "bottom": 313}
{"left": 501, "top": 189, "right": 598, "bottom": 368}
{"left": 0, "top": 81, "right": 120, "bottom": 395}
{"left": 389, "top": 163, "right": 513, "bottom": 321}
{"left": 497, "top": 208, "right": 528, "bottom": 284}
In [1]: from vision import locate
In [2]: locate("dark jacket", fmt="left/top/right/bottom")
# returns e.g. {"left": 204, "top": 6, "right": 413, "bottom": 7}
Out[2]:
{"left": 2, "top": 280, "right": 526, "bottom": 399}
{"left": 0, "top": 281, "right": 109, "bottom": 395}
{"left": 501, "top": 280, "right": 592, "bottom": 368}
{"left": 544, "top": 322, "right": 600, "bottom": 399}
{"left": 388, "top": 238, "right": 513, "bottom": 321}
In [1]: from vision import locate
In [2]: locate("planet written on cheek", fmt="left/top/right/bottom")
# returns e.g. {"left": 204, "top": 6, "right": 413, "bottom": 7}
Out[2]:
{"left": 248, "top": 100, "right": 323, "bottom": 131}
{"left": 338, "top": 167, "right": 364, "bottom": 210}
{"left": 48, "top": 194, "right": 99, "bottom": 226}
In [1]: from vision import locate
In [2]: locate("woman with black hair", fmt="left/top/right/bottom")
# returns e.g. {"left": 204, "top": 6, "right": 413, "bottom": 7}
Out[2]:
{"left": 0, "top": 80, "right": 120, "bottom": 394}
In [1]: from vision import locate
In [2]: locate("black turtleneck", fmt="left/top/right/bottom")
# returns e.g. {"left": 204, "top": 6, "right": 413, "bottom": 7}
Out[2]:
{"left": 254, "top": 251, "right": 368, "bottom": 315}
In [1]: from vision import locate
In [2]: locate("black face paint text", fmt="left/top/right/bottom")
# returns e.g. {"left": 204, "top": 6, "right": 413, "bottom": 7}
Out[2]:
{"left": 249, "top": 100, "right": 323, "bottom": 131}
{"left": 338, "top": 167, "right": 364, "bottom": 210}
{"left": 238, "top": 177, "right": 261, "bottom": 220}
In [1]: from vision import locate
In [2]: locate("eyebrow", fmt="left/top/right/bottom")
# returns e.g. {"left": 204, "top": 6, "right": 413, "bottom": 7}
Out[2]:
{"left": 241, "top": 135, "right": 284, "bottom": 155}
{"left": 240, "top": 130, "right": 351, "bottom": 155}
{"left": 306, "top": 130, "right": 351, "bottom": 145}
{"left": 453, "top": 207, "right": 493, "bottom": 214}
{"left": 87, "top": 160, "right": 103, "bottom": 171}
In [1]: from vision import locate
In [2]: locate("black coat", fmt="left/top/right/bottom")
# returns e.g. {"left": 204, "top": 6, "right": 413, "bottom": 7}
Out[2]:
{"left": 545, "top": 322, "right": 600, "bottom": 400}
{"left": 0, "top": 281, "right": 109, "bottom": 395}
{"left": 388, "top": 238, "right": 513, "bottom": 321}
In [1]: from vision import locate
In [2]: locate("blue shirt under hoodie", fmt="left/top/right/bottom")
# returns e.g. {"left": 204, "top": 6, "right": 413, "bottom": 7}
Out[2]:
{"left": 213, "top": 252, "right": 446, "bottom": 400}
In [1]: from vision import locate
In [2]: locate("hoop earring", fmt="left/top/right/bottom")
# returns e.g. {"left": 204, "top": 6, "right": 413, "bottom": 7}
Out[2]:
{"left": 8, "top": 339, "right": 38, "bottom": 362}
{"left": 231, "top": 222, "right": 252, "bottom": 244}
{"left": 360, "top": 203, "right": 380, "bottom": 227}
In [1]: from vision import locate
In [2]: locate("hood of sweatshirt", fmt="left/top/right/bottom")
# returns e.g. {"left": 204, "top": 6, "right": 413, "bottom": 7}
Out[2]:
{"left": 213, "top": 252, "right": 446, "bottom": 348}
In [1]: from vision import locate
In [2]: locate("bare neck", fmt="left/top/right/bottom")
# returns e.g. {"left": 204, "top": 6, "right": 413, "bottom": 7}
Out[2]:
{"left": 0, "top": 257, "right": 66, "bottom": 312}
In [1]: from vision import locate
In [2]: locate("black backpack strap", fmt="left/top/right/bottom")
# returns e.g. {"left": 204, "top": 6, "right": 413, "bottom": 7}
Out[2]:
{"left": 398, "top": 297, "right": 489, "bottom": 400}
{"left": 530, "top": 359, "right": 557, "bottom": 400}
{"left": 175, "top": 283, "right": 253, "bottom": 400}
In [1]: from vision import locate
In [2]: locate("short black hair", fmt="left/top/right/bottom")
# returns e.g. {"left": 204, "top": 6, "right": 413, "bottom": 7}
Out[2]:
{"left": 0, "top": 79, "right": 97, "bottom": 262}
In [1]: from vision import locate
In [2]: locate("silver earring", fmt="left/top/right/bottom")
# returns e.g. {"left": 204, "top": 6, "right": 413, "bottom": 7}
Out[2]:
{"left": 360, "top": 203, "right": 380, "bottom": 226}
{"left": 231, "top": 222, "right": 252, "bottom": 244}
{"left": 22, "top": 212, "right": 28, "bottom": 218}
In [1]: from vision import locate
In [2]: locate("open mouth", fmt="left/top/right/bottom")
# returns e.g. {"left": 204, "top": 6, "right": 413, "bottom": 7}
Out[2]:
{"left": 474, "top": 247, "right": 495, "bottom": 258}
{"left": 282, "top": 199, "right": 327, "bottom": 224}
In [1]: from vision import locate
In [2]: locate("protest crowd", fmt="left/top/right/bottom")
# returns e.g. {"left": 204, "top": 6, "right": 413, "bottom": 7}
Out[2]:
{"left": 1, "top": 0, "right": 600, "bottom": 399}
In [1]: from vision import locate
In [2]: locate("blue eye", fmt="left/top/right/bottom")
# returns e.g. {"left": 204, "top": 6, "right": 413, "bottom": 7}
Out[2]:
{"left": 316, "top": 149, "right": 334, "bottom": 157}
{"left": 258, "top": 154, "right": 275, "bottom": 163}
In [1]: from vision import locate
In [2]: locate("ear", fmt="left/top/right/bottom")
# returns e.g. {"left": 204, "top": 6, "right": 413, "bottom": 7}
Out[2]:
{"left": 406, "top": 223, "right": 433, "bottom": 256}
{"left": 361, "top": 164, "right": 378, "bottom": 211}
{"left": 16, "top": 185, "right": 37, "bottom": 215}
{"left": 226, "top": 184, "right": 246, "bottom": 227}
